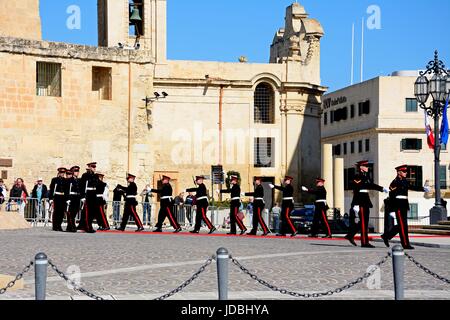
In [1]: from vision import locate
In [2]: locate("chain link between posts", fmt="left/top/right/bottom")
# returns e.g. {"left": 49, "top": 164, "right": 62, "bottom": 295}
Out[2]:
{"left": 0, "top": 261, "right": 34, "bottom": 295}
{"left": 405, "top": 252, "right": 450, "bottom": 284}
{"left": 230, "top": 252, "right": 392, "bottom": 298}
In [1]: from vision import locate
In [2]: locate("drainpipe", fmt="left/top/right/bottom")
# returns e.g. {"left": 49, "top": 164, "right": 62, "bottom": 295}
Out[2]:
{"left": 127, "top": 60, "right": 132, "bottom": 173}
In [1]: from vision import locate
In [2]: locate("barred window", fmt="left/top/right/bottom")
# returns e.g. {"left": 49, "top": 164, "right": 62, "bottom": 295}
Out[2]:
{"left": 36, "top": 62, "right": 61, "bottom": 97}
{"left": 254, "top": 137, "right": 275, "bottom": 168}
{"left": 407, "top": 166, "right": 423, "bottom": 189}
{"left": 92, "top": 67, "right": 112, "bottom": 100}
{"left": 254, "top": 83, "right": 275, "bottom": 124}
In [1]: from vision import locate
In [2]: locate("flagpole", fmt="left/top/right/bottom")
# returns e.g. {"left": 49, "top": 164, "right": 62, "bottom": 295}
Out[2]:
{"left": 434, "top": 100, "right": 442, "bottom": 208}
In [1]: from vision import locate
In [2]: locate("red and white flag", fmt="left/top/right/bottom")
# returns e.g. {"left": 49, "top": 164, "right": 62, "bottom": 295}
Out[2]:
{"left": 425, "top": 110, "right": 435, "bottom": 149}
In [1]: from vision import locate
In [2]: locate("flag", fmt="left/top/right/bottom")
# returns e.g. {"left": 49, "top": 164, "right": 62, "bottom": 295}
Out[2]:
{"left": 440, "top": 98, "right": 449, "bottom": 146}
{"left": 425, "top": 110, "right": 435, "bottom": 149}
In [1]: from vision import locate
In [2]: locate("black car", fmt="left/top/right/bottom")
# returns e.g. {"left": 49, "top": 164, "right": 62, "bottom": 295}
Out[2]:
{"left": 290, "top": 206, "right": 315, "bottom": 234}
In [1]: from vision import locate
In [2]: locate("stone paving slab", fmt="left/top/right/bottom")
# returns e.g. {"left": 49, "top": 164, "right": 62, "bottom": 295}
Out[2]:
{"left": 0, "top": 228, "right": 449, "bottom": 300}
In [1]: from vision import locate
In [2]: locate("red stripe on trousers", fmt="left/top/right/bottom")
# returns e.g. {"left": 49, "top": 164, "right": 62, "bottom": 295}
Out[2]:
{"left": 131, "top": 205, "right": 143, "bottom": 228}
{"left": 234, "top": 207, "right": 246, "bottom": 230}
{"left": 166, "top": 207, "right": 179, "bottom": 229}
{"left": 360, "top": 207, "right": 366, "bottom": 245}
{"left": 202, "top": 207, "right": 213, "bottom": 229}
{"left": 257, "top": 208, "right": 268, "bottom": 233}
{"left": 285, "top": 207, "right": 296, "bottom": 233}
{"left": 397, "top": 210, "right": 407, "bottom": 247}
{"left": 322, "top": 210, "right": 331, "bottom": 235}
{"left": 100, "top": 206, "right": 109, "bottom": 228}
{"left": 85, "top": 204, "right": 89, "bottom": 229}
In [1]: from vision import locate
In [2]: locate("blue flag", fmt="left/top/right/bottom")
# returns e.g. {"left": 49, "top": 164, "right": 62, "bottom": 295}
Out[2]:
{"left": 440, "top": 98, "right": 450, "bottom": 146}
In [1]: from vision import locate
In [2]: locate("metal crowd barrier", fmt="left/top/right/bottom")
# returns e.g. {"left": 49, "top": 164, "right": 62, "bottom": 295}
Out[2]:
{"left": 1, "top": 246, "right": 448, "bottom": 300}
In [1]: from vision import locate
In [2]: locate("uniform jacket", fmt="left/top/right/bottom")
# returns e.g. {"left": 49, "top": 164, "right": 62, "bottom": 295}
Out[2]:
{"left": 151, "top": 183, "right": 173, "bottom": 205}
{"left": 95, "top": 181, "right": 107, "bottom": 205}
{"left": 221, "top": 184, "right": 241, "bottom": 203}
{"left": 274, "top": 184, "right": 294, "bottom": 200}
{"left": 48, "top": 177, "right": 67, "bottom": 201}
{"left": 305, "top": 186, "right": 329, "bottom": 210}
{"left": 186, "top": 183, "right": 208, "bottom": 204}
{"left": 350, "top": 173, "right": 383, "bottom": 208}
{"left": 79, "top": 171, "right": 98, "bottom": 200}
{"left": 389, "top": 177, "right": 424, "bottom": 210}
{"left": 245, "top": 184, "right": 265, "bottom": 204}
{"left": 124, "top": 182, "right": 138, "bottom": 206}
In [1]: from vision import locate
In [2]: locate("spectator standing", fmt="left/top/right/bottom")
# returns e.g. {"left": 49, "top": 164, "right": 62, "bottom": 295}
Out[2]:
{"left": 112, "top": 185, "right": 125, "bottom": 226}
{"left": 140, "top": 184, "right": 153, "bottom": 226}
{"left": 31, "top": 178, "right": 48, "bottom": 221}
{"left": 174, "top": 192, "right": 185, "bottom": 225}
{"left": 9, "top": 178, "right": 29, "bottom": 217}
{"left": 0, "top": 179, "right": 7, "bottom": 210}
{"left": 271, "top": 203, "right": 282, "bottom": 233}
{"left": 184, "top": 192, "right": 195, "bottom": 226}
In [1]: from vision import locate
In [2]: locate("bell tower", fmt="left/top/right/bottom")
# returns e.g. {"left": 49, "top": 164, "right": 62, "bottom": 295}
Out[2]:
{"left": 98, "top": 0, "right": 167, "bottom": 63}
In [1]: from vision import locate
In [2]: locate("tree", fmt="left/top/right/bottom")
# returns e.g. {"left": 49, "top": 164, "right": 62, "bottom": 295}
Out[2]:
{"left": 225, "top": 171, "right": 241, "bottom": 189}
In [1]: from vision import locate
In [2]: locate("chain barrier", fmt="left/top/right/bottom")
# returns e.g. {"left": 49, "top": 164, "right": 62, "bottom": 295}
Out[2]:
{"left": 0, "top": 261, "right": 34, "bottom": 295}
{"left": 405, "top": 253, "right": 450, "bottom": 284}
{"left": 230, "top": 252, "right": 391, "bottom": 298}
{"left": 154, "top": 256, "right": 215, "bottom": 301}
{"left": 47, "top": 260, "right": 106, "bottom": 300}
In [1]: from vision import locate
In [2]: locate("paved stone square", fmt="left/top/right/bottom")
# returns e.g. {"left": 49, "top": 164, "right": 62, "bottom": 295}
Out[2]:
{"left": 0, "top": 227, "right": 449, "bottom": 300}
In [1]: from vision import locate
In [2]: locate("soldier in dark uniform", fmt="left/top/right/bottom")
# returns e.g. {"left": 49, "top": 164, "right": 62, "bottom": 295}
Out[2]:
{"left": 381, "top": 165, "right": 429, "bottom": 250}
{"left": 116, "top": 173, "right": 144, "bottom": 232}
{"left": 151, "top": 175, "right": 181, "bottom": 233}
{"left": 65, "top": 168, "right": 77, "bottom": 232}
{"left": 221, "top": 175, "right": 247, "bottom": 235}
{"left": 78, "top": 162, "right": 98, "bottom": 233}
{"left": 345, "top": 160, "right": 388, "bottom": 248}
{"left": 187, "top": 176, "right": 216, "bottom": 234}
{"left": 49, "top": 167, "right": 68, "bottom": 232}
{"left": 302, "top": 178, "right": 332, "bottom": 238}
{"left": 245, "top": 176, "right": 269, "bottom": 236}
{"left": 95, "top": 172, "right": 110, "bottom": 231}
{"left": 66, "top": 166, "right": 81, "bottom": 233}
{"left": 270, "top": 176, "right": 297, "bottom": 237}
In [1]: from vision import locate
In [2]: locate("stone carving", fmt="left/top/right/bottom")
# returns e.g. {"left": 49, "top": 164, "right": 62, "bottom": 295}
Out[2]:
{"left": 270, "top": 3, "right": 324, "bottom": 65}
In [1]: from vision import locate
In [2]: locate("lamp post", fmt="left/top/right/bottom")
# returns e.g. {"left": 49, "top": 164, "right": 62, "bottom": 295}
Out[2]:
{"left": 414, "top": 50, "right": 450, "bottom": 224}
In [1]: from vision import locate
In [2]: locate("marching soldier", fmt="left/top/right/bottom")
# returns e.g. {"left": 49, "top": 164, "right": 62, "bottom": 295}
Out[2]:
{"left": 302, "top": 178, "right": 332, "bottom": 238}
{"left": 220, "top": 175, "right": 247, "bottom": 235}
{"left": 116, "top": 173, "right": 144, "bottom": 232}
{"left": 381, "top": 165, "right": 430, "bottom": 250}
{"left": 245, "top": 176, "right": 269, "bottom": 236}
{"left": 151, "top": 175, "right": 181, "bottom": 233}
{"left": 49, "top": 167, "right": 68, "bottom": 232}
{"left": 64, "top": 168, "right": 78, "bottom": 232}
{"left": 95, "top": 172, "right": 110, "bottom": 231}
{"left": 187, "top": 176, "right": 216, "bottom": 234}
{"left": 270, "top": 176, "right": 297, "bottom": 237}
{"left": 66, "top": 166, "right": 81, "bottom": 233}
{"left": 345, "top": 160, "right": 388, "bottom": 248}
{"left": 78, "top": 162, "right": 99, "bottom": 233}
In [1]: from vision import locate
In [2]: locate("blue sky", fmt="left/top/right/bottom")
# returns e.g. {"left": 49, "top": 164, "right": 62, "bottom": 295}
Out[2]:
{"left": 40, "top": 0, "right": 450, "bottom": 92}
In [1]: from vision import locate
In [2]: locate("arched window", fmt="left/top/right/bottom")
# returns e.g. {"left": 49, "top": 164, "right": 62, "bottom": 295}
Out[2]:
{"left": 254, "top": 83, "right": 275, "bottom": 124}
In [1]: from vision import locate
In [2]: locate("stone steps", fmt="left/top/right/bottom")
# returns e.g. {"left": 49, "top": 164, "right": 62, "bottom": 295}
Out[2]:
{"left": 422, "top": 224, "right": 450, "bottom": 231}
{"left": 409, "top": 229, "right": 450, "bottom": 235}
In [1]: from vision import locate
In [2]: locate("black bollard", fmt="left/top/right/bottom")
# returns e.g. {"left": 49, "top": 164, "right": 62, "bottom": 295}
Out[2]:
{"left": 392, "top": 245, "right": 405, "bottom": 300}
{"left": 34, "top": 253, "right": 48, "bottom": 300}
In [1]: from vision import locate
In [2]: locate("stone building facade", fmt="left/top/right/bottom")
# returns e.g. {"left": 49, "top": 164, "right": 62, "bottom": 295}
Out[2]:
{"left": 0, "top": 0, "right": 326, "bottom": 206}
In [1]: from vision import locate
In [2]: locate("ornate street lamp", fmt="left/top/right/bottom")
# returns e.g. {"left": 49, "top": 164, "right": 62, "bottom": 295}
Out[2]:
{"left": 414, "top": 50, "right": 450, "bottom": 224}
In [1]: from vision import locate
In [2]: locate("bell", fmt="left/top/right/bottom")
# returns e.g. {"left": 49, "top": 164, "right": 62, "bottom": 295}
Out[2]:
{"left": 129, "top": 7, "right": 142, "bottom": 23}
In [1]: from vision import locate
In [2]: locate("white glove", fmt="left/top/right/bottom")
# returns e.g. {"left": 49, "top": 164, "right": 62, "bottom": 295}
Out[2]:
{"left": 352, "top": 205, "right": 360, "bottom": 215}
{"left": 389, "top": 212, "right": 396, "bottom": 219}
{"left": 268, "top": 184, "right": 275, "bottom": 189}
{"left": 383, "top": 188, "right": 389, "bottom": 194}
{"left": 81, "top": 198, "right": 86, "bottom": 203}
{"left": 424, "top": 186, "right": 431, "bottom": 193}
{"left": 302, "top": 186, "right": 308, "bottom": 192}
{"left": 49, "top": 200, "right": 54, "bottom": 205}
{"left": 240, "top": 193, "right": 245, "bottom": 197}
{"left": 66, "top": 200, "right": 71, "bottom": 205}
{"left": 215, "top": 189, "right": 220, "bottom": 194}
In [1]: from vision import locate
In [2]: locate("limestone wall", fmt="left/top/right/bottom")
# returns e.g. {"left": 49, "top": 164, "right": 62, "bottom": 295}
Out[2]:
{"left": 0, "top": 0, "right": 42, "bottom": 40}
